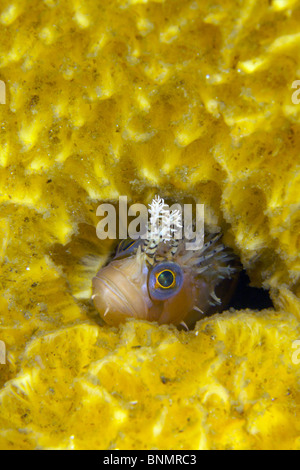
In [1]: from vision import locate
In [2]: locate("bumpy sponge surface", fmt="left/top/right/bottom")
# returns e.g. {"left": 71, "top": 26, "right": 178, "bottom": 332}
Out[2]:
{"left": 0, "top": 0, "right": 300, "bottom": 450}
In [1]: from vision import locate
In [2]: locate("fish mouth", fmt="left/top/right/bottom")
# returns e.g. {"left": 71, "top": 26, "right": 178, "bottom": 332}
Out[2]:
{"left": 93, "top": 272, "right": 141, "bottom": 319}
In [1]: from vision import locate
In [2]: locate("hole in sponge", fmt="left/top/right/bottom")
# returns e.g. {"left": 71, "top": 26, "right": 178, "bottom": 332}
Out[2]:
{"left": 227, "top": 269, "right": 274, "bottom": 311}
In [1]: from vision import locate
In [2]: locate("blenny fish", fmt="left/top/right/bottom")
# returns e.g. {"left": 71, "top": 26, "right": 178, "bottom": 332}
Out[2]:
{"left": 92, "top": 196, "right": 238, "bottom": 328}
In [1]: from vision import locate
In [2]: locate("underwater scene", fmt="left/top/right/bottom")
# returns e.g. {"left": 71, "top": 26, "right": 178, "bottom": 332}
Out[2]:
{"left": 0, "top": 0, "right": 300, "bottom": 451}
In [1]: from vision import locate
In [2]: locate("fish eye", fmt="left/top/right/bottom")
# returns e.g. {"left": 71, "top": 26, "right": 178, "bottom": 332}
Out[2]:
{"left": 114, "top": 238, "right": 141, "bottom": 259}
{"left": 118, "top": 239, "right": 136, "bottom": 251}
{"left": 156, "top": 269, "right": 176, "bottom": 289}
{"left": 148, "top": 262, "right": 183, "bottom": 301}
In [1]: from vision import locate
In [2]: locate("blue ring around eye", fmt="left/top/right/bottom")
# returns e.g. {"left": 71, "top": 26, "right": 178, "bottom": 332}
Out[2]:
{"left": 148, "top": 262, "right": 184, "bottom": 301}
{"left": 114, "top": 238, "right": 142, "bottom": 259}
{"left": 119, "top": 239, "right": 136, "bottom": 251}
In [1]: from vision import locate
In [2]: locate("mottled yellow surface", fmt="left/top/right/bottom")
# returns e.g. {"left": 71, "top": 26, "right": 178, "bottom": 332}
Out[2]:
{"left": 0, "top": 0, "right": 300, "bottom": 450}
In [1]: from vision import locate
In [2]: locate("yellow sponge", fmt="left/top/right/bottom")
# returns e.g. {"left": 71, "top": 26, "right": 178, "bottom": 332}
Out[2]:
{"left": 0, "top": 0, "right": 300, "bottom": 449}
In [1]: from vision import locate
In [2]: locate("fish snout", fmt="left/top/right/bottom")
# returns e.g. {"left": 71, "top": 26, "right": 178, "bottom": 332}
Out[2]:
{"left": 92, "top": 264, "right": 149, "bottom": 325}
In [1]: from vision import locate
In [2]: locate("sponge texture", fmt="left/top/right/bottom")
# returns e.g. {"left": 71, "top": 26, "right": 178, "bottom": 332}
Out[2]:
{"left": 0, "top": 0, "right": 300, "bottom": 450}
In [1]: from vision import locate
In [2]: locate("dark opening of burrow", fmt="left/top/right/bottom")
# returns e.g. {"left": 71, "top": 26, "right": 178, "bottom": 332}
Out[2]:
{"left": 226, "top": 269, "right": 274, "bottom": 311}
